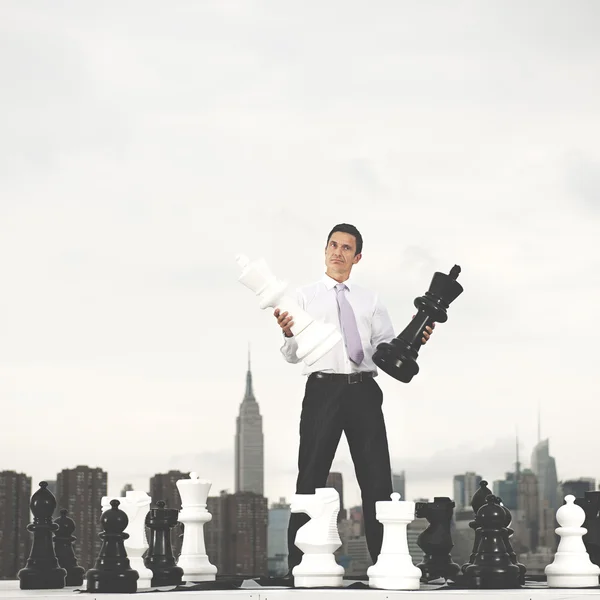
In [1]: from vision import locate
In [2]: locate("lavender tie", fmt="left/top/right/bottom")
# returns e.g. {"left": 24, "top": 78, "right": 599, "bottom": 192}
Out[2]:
{"left": 335, "top": 283, "right": 364, "bottom": 365}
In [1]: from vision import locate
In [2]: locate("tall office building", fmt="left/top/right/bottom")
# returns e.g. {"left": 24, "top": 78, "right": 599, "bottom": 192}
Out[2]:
{"left": 453, "top": 472, "right": 482, "bottom": 510}
{"left": 56, "top": 465, "right": 107, "bottom": 570}
{"left": 205, "top": 491, "right": 268, "bottom": 577}
{"left": 268, "top": 498, "right": 291, "bottom": 576}
{"left": 514, "top": 468, "right": 539, "bottom": 552}
{"left": 326, "top": 472, "right": 346, "bottom": 521}
{"left": 493, "top": 472, "right": 518, "bottom": 511}
{"left": 0, "top": 471, "right": 32, "bottom": 579}
{"left": 149, "top": 470, "right": 187, "bottom": 556}
{"left": 392, "top": 470, "right": 406, "bottom": 500}
{"left": 235, "top": 352, "right": 264, "bottom": 495}
{"left": 531, "top": 438, "right": 559, "bottom": 549}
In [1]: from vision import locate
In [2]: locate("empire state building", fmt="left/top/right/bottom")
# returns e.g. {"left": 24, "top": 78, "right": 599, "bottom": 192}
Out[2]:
{"left": 234, "top": 352, "right": 264, "bottom": 495}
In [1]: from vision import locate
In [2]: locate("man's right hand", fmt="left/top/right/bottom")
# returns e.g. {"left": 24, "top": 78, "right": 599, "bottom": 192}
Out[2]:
{"left": 274, "top": 308, "right": 294, "bottom": 337}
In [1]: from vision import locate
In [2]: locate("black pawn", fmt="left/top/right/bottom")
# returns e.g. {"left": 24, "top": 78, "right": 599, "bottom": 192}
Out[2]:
{"left": 18, "top": 481, "right": 67, "bottom": 589}
{"left": 463, "top": 495, "right": 520, "bottom": 589}
{"left": 86, "top": 499, "right": 139, "bottom": 593}
{"left": 461, "top": 479, "right": 493, "bottom": 575}
{"left": 53, "top": 509, "right": 85, "bottom": 586}
{"left": 416, "top": 497, "right": 461, "bottom": 581}
{"left": 575, "top": 491, "right": 600, "bottom": 567}
{"left": 144, "top": 500, "right": 183, "bottom": 587}
{"left": 497, "top": 498, "right": 526, "bottom": 585}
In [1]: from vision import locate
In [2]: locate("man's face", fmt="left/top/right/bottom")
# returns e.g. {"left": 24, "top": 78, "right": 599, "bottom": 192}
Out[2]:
{"left": 325, "top": 231, "right": 361, "bottom": 277}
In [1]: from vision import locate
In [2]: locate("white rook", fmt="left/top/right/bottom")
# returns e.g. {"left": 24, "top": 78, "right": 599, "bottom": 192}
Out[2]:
{"left": 176, "top": 472, "right": 217, "bottom": 582}
{"left": 367, "top": 493, "right": 422, "bottom": 590}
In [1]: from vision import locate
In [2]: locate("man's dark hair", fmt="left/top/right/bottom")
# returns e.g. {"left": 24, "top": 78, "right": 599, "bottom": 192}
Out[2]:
{"left": 326, "top": 223, "right": 363, "bottom": 255}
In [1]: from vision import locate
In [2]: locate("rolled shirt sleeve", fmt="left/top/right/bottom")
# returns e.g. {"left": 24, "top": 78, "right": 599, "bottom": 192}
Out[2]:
{"left": 370, "top": 295, "right": 396, "bottom": 350}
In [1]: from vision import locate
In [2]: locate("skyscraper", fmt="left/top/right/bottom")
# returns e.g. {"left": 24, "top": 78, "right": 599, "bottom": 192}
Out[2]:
{"left": 392, "top": 470, "right": 406, "bottom": 499}
{"left": 56, "top": 465, "right": 107, "bottom": 570}
{"left": 235, "top": 351, "right": 264, "bottom": 495}
{"left": 0, "top": 471, "right": 32, "bottom": 579}
{"left": 453, "top": 472, "right": 482, "bottom": 510}
{"left": 326, "top": 472, "right": 346, "bottom": 521}
{"left": 205, "top": 491, "right": 268, "bottom": 577}
{"left": 531, "top": 438, "right": 559, "bottom": 549}
{"left": 268, "top": 498, "right": 291, "bottom": 576}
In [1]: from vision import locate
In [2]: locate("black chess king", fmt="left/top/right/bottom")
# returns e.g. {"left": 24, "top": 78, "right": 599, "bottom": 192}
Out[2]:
{"left": 373, "top": 265, "right": 463, "bottom": 382}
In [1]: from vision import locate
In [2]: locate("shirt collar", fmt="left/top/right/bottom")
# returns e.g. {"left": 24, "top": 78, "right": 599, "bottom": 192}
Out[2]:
{"left": 322, "top": 273, "right": 353, "bottom": 291}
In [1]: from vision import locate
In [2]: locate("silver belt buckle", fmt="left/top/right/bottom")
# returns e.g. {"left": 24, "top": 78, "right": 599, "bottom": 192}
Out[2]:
{"left": 348, "top": 372, "right": 361, "bottom": 384}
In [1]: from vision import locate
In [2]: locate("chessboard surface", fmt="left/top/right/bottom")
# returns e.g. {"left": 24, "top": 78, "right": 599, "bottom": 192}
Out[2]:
{"left": 2, "top": 579, "right": 600, "bottom": 600}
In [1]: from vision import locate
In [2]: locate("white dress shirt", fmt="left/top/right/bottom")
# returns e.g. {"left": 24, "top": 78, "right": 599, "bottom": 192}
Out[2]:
{"left": 280, "top": 273, "right": 395, "bottom": 375}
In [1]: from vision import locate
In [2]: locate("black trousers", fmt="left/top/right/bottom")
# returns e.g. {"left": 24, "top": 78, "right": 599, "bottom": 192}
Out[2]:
{"left": 287, "top": 373, "right": 393, "bottom": 570}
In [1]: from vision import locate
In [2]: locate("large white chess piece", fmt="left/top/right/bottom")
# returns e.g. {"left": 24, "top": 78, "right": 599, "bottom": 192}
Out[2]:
{"left": 367, "top": 493, "right": 421, "bottom": 590}
{"left": 291, "top": 488, "right": 344, "bottom": 587}
{"left": 100, "top": 491, "right": 153, "bottom": 588}
{"left": 176, "top": 472, "right": 217, "bottom": 581}
{"left": 545, "top": 495, "right": 600, "bottom": 588}
{"left": 236, "top": 254, "right": 341, "bottom": 365}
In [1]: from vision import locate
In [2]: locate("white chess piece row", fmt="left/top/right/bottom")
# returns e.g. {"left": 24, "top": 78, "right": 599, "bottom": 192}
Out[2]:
{"left": 291, "top": 488, "right": 421, "bottom": 590}
{"left": 101, "top": 472, "right": 216, "bottom": 587}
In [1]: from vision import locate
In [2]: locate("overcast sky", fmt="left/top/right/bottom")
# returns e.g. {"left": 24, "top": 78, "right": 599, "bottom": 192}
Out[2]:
{"left": 1, "top": 0, "right": 599, "bottom": 510}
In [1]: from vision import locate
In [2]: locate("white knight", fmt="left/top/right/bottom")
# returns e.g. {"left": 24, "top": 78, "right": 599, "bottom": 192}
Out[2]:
{"left": 291, "top": 487, "right": 344, "bottom": 587}
{"left": 237, "top": 254, "right": 341, "bottom": 365}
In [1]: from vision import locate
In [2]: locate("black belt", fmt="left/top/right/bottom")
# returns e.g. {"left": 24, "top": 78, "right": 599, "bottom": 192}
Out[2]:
{"left": 310, "top": 371, "right": 376, "bottom": 385}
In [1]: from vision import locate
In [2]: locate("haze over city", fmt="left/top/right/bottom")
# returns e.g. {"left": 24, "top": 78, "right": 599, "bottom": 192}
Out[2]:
{"left": 1, "top": 1, "right": 599, "bottom": 508}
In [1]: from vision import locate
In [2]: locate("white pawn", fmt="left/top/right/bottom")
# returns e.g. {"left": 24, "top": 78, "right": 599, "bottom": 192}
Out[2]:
{"left": 545, "top": 495, "right": 600, "bottom": 588}
{"left": 236, "top": 254, "right": 342, "bottom": 365}
{"left": 176, "top": 472, "right": 217, "bottom": 582}
{"left": 100, "top": 491, "right": 154, "bottom": 588}
{"left": 368, "top": 493, "right": 422, "bottom": 590}
{"left": 291, "top": 488, "right": 344, "bottom": 587}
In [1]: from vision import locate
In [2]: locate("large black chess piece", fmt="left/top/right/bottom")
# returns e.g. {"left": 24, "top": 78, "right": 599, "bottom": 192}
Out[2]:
{"left": 144, "top": 500, "right": 183, "bottom": 587}
{"left": 415, "top": 497, "right": 461, "bottom": 581}
{"left": 53, "top": 509, "right": 85, "bottom": 586}
{"left": 463, "top": 495, "right": 520, "bottom": 589}
{"left": 497, "top": 498, "right": 526, "bottom": 585}
{"left": 461, "top": 480, "right": 493, "bottom": 575}
{"left": 86, "top": 499, "right": 139, "bottom": 593}
{"left": 18, "top": 481, "right": 67, "bottom": 590}
{"left": 575, "top": 491, "right": 600, "bottom": 566}
{"left": 373, "top": 265, "right": 463, "bottom": 383}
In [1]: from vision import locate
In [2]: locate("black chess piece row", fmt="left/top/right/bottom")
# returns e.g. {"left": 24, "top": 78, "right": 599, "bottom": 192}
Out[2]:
{"left": 18, "top": 482, "right": 185, "bottom": 592}
{"left": 414, "top": 480, "right": 527, "bottom": 589}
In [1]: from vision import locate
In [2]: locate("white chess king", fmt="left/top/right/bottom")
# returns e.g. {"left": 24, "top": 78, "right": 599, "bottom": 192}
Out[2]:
{"left": 291, "top": 487, "right": 344, "bottom": 588}
{"left": 545, "top": 494, "right": 600, "bottom": 588}
{"left": 176, "top": 472, "right": 217, "bottom": 582}
{"left": 367, "top": 493, "right": 422, "bottom": 590}
{"left": 100, "top": 491, "right": 154, "bottom": 588}
{"left": 236, "top": 254, "right": 341, "bottom": 365}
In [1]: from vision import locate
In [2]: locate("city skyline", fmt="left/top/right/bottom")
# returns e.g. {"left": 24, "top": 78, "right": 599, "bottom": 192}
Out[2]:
{"left": 1, "top": 1, "right": 600, "bottom": 520}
